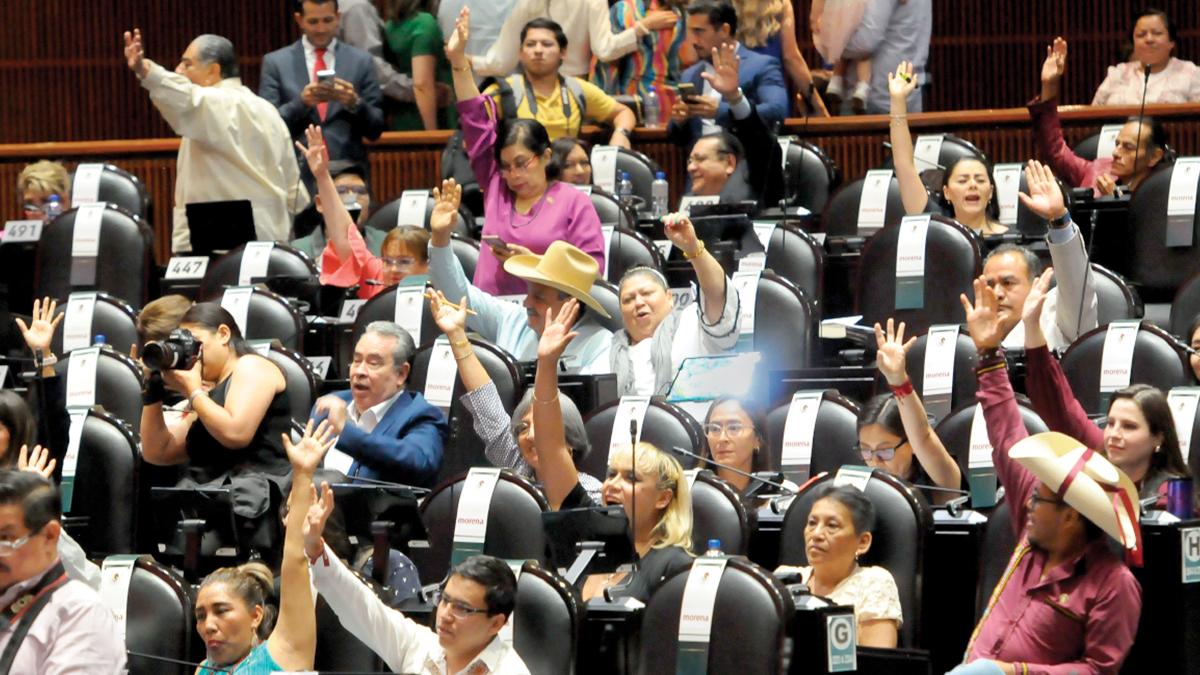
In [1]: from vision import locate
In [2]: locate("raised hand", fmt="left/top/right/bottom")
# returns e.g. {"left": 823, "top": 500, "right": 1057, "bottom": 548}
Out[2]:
{"left": 1017, "top": 160, "right": 1068, "bottom": 220}
{"left": 294, "top": 124, "right": 328, "bottom": 177}
{"left": 123, "top": 29, "right": 149, "bottom": 78}
{"left": 282, "top": 419, "right": 337, "bottom": 475}
{"left": 15, "top": 297, "right": 63, "bottom": 355}
{"left": 17, "top": 445, "right": 57, "bottom": 480}
{"left": 874, "top": 319, "right": 916, "bottom": 386}
{"left": 445, "top": 6, "right": 470, "bottom": 66}
{"left": 663, "top": 212, "right": 701, "bottom": 256}
{"left": 429, "top": 290, "right": 469, "bottom": 337}
{"left": 303, "top": 481, "right": 336, "bottom": 559}
{"left": 960, "top": 276, "right": 1015, "bottom": 352}
{"left": 700, "top": 42, "right": 741, "bottom": 100}
{"left": 1022, "top": 267, "right": 1055, "bottom": 326}
{"left": 430, "top": 178, "right": 462, "bottom": 245}
{"left": 888, "top": 61, "right": 918, "bottom": 100}
{"left": 1041, "top": 37, "right": 1067, "bottom": 83}
{"left": 536, "top": 299, "right": 580, "bottom": 361}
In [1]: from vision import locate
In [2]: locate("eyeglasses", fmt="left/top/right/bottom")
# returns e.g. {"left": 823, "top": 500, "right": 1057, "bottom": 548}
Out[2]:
{"left": 687, "top": 151, "right": 729, "bottom": 166}
{"left": 336, "top": 185, "right": 370, "bottom": 196}
{"left": 855, "top": 443, "right": 904, "bottom": 462}
{"left": 703, "top": 422, "right": 750, "bottom": 438}
{"left": 499, "top": 155, "right": 537, "bottom": 176}
{"left": 1028, "top": 492, "right": 1066, "bottom": 508}
{"left": 0, "top": 527, "right": 42, "bottom": 557}
{"left": 381, "top": 256, "right": 417, "bottom": 270}
{"left": 429, "top": 590, "right": 490, "bottom": 618}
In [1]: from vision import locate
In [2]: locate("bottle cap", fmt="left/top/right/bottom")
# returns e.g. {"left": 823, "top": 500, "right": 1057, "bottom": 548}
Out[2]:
{"left": 656, "top": 171, "right": 666, "bottom": 179}
{"left": 94, "top": 334, "right": 107, "bottom": 345}
{"left": 707, "top": 538, "right": 721, "bottom": 550}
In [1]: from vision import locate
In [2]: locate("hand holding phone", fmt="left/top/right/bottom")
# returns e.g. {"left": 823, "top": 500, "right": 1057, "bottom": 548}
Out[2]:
{"left": 317, "top": 68, "right": 336, "bottom": 85}
{"left": 482, "top": 235, "right": 512, "bottom": 254}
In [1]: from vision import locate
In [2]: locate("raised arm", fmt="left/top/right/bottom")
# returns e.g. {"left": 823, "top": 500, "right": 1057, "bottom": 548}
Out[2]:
{"left": 297, "top": 125, "right": 355, "bottom": 262}
{"left": 268, "top": 420, "right": 336, "bottom": 671}
{"left": 533, "top": 300, "right": 584, "bottom": 509}
{"left": 445, "top": 7, "right": 481, "bottom": 104}
{"left": 874, "top": 319, "right": 962, "bottom": 501}
{"left": 1039, "top": 37, "right": 1067, "bottom": 103}
{"left": 887, "top": 61, "right": 930, "bottom": 215}
{"left": 664, "top": 213, "right": 726, "bottom": 324}
{"left": 431, "top": 291, "right": 490, "bottom": 393}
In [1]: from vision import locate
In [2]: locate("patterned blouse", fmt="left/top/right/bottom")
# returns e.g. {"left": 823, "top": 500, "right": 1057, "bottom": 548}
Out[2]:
{"left": 592, "top": 0, "right": 686, "bottom": 126}
{"left": 1092, "top": 57, "right": 1200, "bottom": 105}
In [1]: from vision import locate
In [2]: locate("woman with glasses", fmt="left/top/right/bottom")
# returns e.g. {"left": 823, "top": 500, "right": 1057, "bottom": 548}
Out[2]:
{"left": 550, "top": 137, "right": 593, "bottom": 186}
{"left": 857, "top": 319, "right": 962, "bottom": 504}
{"left": 446, "top": 7, "right": 605, "bottom": 296}
{"left": 15, "top": 160, "right": 70, "bottom": 223}
{"left": 297, "top": 125, "right": 431, "bottom": 299}
{"left": 700, "top": 396, "right": 798, "bottom": 503}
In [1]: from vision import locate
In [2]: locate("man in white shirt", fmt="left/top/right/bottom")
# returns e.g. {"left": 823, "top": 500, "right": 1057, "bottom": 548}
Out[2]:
{"left": 123, "top": 29, "right": 310, "bottom": 252}
{"left": 305, "top": 489, "right": 530, "bottom": 674}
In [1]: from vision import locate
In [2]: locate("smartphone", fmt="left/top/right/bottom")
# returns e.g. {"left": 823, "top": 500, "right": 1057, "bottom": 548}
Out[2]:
{"left": 317, "top": 68, "right": 336, "bottom": 84}
{"left": 482, "top": 235, "right": 511, "bottom": 254}
{"left": 676, "top": 82, "right": 700, "bottom": 102}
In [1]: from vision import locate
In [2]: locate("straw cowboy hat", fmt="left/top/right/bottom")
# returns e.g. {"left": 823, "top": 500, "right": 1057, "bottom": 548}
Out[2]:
{"left": 503, "top": 241, "right": 611, "bottom": 318}
{"left": 1009, "top": 431, "right": 1142, "bottom": 563}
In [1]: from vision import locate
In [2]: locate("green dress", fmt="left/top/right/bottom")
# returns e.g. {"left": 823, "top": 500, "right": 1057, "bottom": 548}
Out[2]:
{"left": 384, "top": 12, "right": 457, "bottom": 131}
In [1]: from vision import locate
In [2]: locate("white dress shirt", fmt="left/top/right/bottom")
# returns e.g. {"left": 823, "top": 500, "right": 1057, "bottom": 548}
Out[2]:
{"left": 140, "top": 63, "right": 311, "bottom": 252}
{"left": 472, "top": 0, "right": 640, "bottom": 78}
{"left": 348, "top": 389, "right": 403, "bottom": 433}
{"left": 302, "top": 35, "right": 339, "bottom": 79}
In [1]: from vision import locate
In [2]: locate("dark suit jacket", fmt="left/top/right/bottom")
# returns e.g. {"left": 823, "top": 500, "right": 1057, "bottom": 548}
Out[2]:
{"left": 313, "top": 389, "right": 447, "bottom": 487}
{"left": 668, "top": 44, "right": 789, "bottom": 149}
{"left": 684, "top": 101, "right": 785, "bottom": 208}
{"left": 260, "top": 40, "right": 386, "bottom": 168}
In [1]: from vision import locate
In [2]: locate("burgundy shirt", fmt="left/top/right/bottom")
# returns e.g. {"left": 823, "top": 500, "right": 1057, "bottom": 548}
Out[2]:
{"left": 968, "top": 361, "right": 1142, "bottom": 674}
{"left": 1028, "top": 98, "right": 1116, "bottom": 197}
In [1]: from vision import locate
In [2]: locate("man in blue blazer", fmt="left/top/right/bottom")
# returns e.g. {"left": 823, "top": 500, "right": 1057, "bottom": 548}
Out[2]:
{"left": 312, "top": 321, "right": 446, "bottom": 487}
{"left": 668, "top": 0, "right": 788, "bottom": 149}
{"left": 260, "top": 0, "right": 385, "bottom": 184}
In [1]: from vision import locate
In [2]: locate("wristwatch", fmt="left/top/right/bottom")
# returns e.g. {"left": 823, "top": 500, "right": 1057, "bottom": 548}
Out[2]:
{"left": 1049, "top": 211, "right": 1072, "bottom": 229}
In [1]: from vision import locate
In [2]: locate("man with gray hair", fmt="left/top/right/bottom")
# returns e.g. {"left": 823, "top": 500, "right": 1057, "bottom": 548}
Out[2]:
{"left": 312, "top": 321, "right": 447, "bottom": 486}
{"left": 123, "top": 29, "right": 310, "bottom": 252}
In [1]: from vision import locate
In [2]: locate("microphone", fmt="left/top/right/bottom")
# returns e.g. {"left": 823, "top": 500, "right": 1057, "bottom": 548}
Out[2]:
{"left": 363, "top": 279, "right": 384, "bottom": 286}
{"left": 127, "top": 651, "right": 232, "bottom": 672}
{"left": 629, "top": 419, "right": 639, "bottom": 571}
{"left": 1124, "top": 62, "right": 1153, "bottom": 196}
{"left": 669, "top": 446, "right": 799, "bottom": 495}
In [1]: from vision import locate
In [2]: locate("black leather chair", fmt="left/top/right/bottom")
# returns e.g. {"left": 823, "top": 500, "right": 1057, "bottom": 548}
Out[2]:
{"left": 934, "top": 402, "right": 1048, "bottom": 476}
{"left": 222, "top": 287, "right": 306, "bottom": 352}
{"left": 73, "top": 163, "right": 152, "bottom": 220}
{"left": 63, "top": 408, "right": 139, "bottom": 555}
{"left": 994, "top": 161, "right": 1056, "bottom": 239}
{"left": 638, "top": 557, "right": 794, "bottom": 675}
{"left": 365, "top": 191, "right": 474, "bottom": 238}
{"left": 612, "top": 147, "right": 663, "bottom": 209}
{"left": 1129, "top": 165, "right": 1200, "bottom": 301}
{"left": 821, "top": 173, "right": 907, "bottom": 237}
{"left": 779, "top": 470, "right": 933, "bottom": 647}
{"left": 199, "top": 242, "right": 318, "bottom": 302}
{"left": 881, "top": 133, "right": 986, "bottom": 193}
{"left": 606, "top": 226, "right": 665, "bottom": 284}
{"left": 49, "top": 291, "right": 139, "bottom": 356}
{"left": 111, "top": 555, "right": 194, "bottom": 675}
{"left": 588, "top": 279, "right": 624, "bottom": 332}
{"left": 351, "top": 285, "right": 439, "bottom": 347}
{"left": 265, "top": 344, "right": 318, "bottom": 425}
{"left": 581, "top": 398, "right": 707, "bottom": 481}
{"left": 52, "top": 345, "right": 144, "bottom": 429}
{"left": 512, "top": 561, "right": 581, "bottom": 675}
{"left": 449, "top": 234, "right": 481, "bottom": 283}
{"left": 975, "top": 498, "right": 1015, "bottom": 621}
{"left": 780, "top": 138, "right": 840, "bottom": 214}
{"left": 35, "top": 204, "right": 154, "bottom": 308}
{"left": 1071, "top": 131, "right": 1104, "bottom": 161}
{"left": 744, "top": 271, "right": 816, "bottom": 370}
{"left": 765, "top": 390, "right": 863, "bottom": 482}
{"left": 858, "top": 215, "right": 982, "bottom": 337}
{"left": 413, "top": 469, "right": 548, "bottom": 584}
{"left": 407, "top": 337, "right": 524, "bottom": 481}
{"left": 1092, "top": 263, "right": 1143, "bottom": 327}
{"left": 1059, "top": 321, "right": 1193, "bottom": 416}
{"left": 759, "top": 222, "right": 824, "bottom": 314}
{"left": 1168, "top": 270, "right": 1200, "bottom": 339}
{"left": 589, "top": 186, "right": 637, "bottom": 229}
{"left": 690, "top": 470, "right": 750, "bottom": 555}
{"left": 901, "top": 326, "right": 980, "bottom": 418}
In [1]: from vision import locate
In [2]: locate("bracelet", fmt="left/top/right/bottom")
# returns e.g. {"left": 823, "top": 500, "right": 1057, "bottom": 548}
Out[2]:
{"left": 683, "top": 240, "right": 707, "bottom": 260}
{"left": 890, "top": 379, "right": 914, "bottom": 399}
{"left": 889, "top": 113, "right": 907, "bottom": 120}
{"left": 451, "top": 62, "right": 471, "bottom": 72}
{"left": 533, "top": 390, "right": 559, "bottom": 405}
{"left": 188, "top": 388, "right": 207, "bottom": 404}
{"left": 37, "top": 353, "right": 57, "bottom": 368}
{"left": 454, "top": 352, "right": 472, "bottom": 362}
{"left": 1049, "top": 212, "right": 1072, "bottom": 229}
{"left": 451, "top": 339, "right": 471, "bottom": 350}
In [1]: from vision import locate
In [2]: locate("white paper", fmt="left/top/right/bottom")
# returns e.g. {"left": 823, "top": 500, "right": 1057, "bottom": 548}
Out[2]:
{"left": 64, "top": 408, "right": 88, "bottom": 480}
{"left": 1095, "top": 124, "right": 1123, "bottom": 162}
{"left": 677, "top": 557, "right": 727, "bottom": 642}
{"left": 967, "top": 403, "right": 993, "bottom": 468}
{"left": 338, "top": 299, "right": 367, "bottom": 324}
{"left": 65, "top": 347, "right": 100, "bottom": 407}
{"left": 72, "top": 204, "right": 104, "bottom": 257}
{"left": 608, "top": 396, "right": 651, "bottom": 460}
{"left": 98, "top": 556, "right": 136, "bottom": 644}
{"left": 306, "top": 356, "right": 332, "bottom": 380}
{"left": 857, "top": 169, "right": 893, "bottom": 234}
{"left": 238, "top": 241, "right": 274, "bottom": 285}
{"left": 732, "top": 271, "right": 760, "bottom": 336}
{"left": 781, "top": 391, "right": 823, "bottom": 469}
{"left": 653, "top": 240, "right": 673, "bottom": 259}
{"left": 591, "top": 146, "right": 619, "bottom": 193}
{"left": 1167, "top": 157, "right": 1200, "bottom": 216}
{"left": 393, "top": 285, "right": 425, "bottom": 341}
{"left": 2, "top": 220, "right": 43, "bottom": 244}
{"left": 922, "top": 324, "right": 959, "bottom": 397}
{"left": 1099, "top": 320, "right": 1140, "bottom": 392}
{"left": 395, "top": 190, "right": 429, "bottom": 228}
{"left": 737, "top": 252, "right": 766, "bottom": 274}
{"left": 0, "top": 365, "right": 8, "bottom": 388}
{"left": 678, "top": 194, "right": 719, "bottom": 216}
{"left": 62, "top": 292, "right": 98, "bottom": 353}
{"left": 912, "top": 135, "right": 945, "bottom": 172}
{"left": 220, "top": 287, "right": 254, "bottom": 336}
{"left": 600, "top": 225, "right": 615, "bottom": 277}
{"left": 1168, "top": 388, "right": 1200, "bottom": 458}
{"left": 834, "top": 465, "right": 873, "bottom": 492}
{"left": 453, "top": 468, "right": 501, "bottom": 546}
{"left": 895, "top": 215, "right": 931, "bottom": 278}
{"left": 324, "top": 446, "right": 356, "bottom": 475}
{"left": 423, "top": 337, "right": 457, "bottom": 410}
{"left": 752, "top": 221, "right": 776, "bottom": 251}
{"left": 163, "top": 255, "right": 209, "bottom": 280}
{"left": 992, "top": 163, "right": 1023, "bottom": 226}
{"left": 71, "top": 163, "right": 104, "bottom": 205}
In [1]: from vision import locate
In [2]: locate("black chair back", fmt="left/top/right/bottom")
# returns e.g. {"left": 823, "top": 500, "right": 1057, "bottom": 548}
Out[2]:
{"left": 821, "top": 173, "right": 907, "bottom": 237}
{"left": 199, "top": 242, "right": 318, "bottom": 302}
{"left": 1059, "top": 321, "right": 1193, "bottom": 415}
{"left": 996, "top": 162, "right": 1056, "bottom": 239}
{"left": 902, "top": 327, "right": 980, "bottom": 417}
{"left": 858, "top": 215, "right": 982, "bottom": 336}
{"left": 50, "top": 291, "right": 139, "bottom": 356}
{"left": 53, "top": 346, "right": 144, "bottom": 429}
{"left": 74, "top": 163, "right": 151, "bottom": 219}
{"left": 513, "top": 562, "right": 581, "bottom": 675}
{"left": 351, "top": 285, "right": 439, "bottom": 347}
{"left": 119, "top": 556, "right": 194, "bottom": 675}
{"left": 581, "top": 399, "right": 707, "bottom": 481}
{"left": 976, "top": 498, "right": 1015, "bottom": 621}
{"left": 779, "top": 470, "right": 933, "bottom": 647}
{"left": 365, "top": 192, "right": 474, "bottom": 238}
{"left": 226, "top": 287, "right": 306, "bottom": 352}
{"left": 760, "top": 221, "right": 824, "bottom": 314}
{"left": 589, "top": 187, "right": 637, "bottom": 229}
{"left": 1071, "top": 132, "right": 1102, "bottom": 161}
{"left": 780, "top": 138, "right": 840, "bottom": 214}
{"left": 690, "top": 471, "right": 750, "bottom": 555}
{"left": 36, "top": 204, "right": 153, "bottom": 308}
{"left": 746, "top": 271, "right": 815, "bottom": 370}
{"left": 1168, "top": 270, "right": 1200, "bottom": 338}
{"left": 1129, "top": 165, "right": 1200, "bottom": 299}
{"left": 65, "top": 408, "right": 139, "bottom": 555}
{"left": 765, "top": 391, "right": 863, "bottom": 481}
{"left": 613, "top": 147, "right": 663, "bottom": 207}
{"left": 606, "top": 226, "right": 665, "bottom": 284}
{"left": 264, "top": 344, "right": 317, "bottom": 425}
{"left": 638, "top": 557, "right": 794, "bottom": 675}
{"left": 934, "top": 402, "right": 1048, "bottom": 475}
{"left": 588, "top": 279, "right": 624, "bottom": 332}
{"left": 415, "top": 470, "right": 548, "bottom": 584}
{"left": 1092, "top": 263, "right": 1143, "bottom": 326}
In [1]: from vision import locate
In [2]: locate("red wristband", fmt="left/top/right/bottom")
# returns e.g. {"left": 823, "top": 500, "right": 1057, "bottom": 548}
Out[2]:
{"left": 890, "top": 380, "right": 914, "bottom": 399}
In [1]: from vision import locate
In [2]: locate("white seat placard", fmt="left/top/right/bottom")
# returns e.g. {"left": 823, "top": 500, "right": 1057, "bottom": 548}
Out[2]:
{"left": 423, "top": 336, "right": 458, "bottom": 412}
{"left": 220, "top": 287, "right": 254, "bottom": 336}
{"left": 591, "top": 146, "right": 619, "bottom": 193}
{"left": 857, "top": 169, "right": 893, "bottom": 234}
{"left": 992, "top": 163, "right": 1023, "bottom": 226}
{"left": 62, "top": 292, "right": 98, "bottom": 353}
{"left": 238, "top": 241, "right": 274, "bottom": 285}
{"left": 396, "top": 190, "right": 429, "bottom": 228}
{"left": 71, "top": 163, "right": 104, "bottom": 205}
{"left": 393, "top": 285, "right": 425, "bottom": 342}
{"left": 451, "top": 468, "right": 501, "bottom": 564}
{"left": 608, "top": 396, "right": 651, "bottom": 460}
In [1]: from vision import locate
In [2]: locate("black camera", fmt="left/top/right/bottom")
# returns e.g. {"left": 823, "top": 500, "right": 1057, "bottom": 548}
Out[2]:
{"left": 141, "top": 328, "right": 201, "bottom": 371}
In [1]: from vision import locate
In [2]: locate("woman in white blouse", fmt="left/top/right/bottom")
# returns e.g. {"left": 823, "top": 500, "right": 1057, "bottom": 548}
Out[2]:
{"left": 1092, "top": 9, "right": 1200, "bottom": 105}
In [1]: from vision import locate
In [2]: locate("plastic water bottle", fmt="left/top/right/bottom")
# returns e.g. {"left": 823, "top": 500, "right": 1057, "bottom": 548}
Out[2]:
{"left": 616, "top": 171, "right": 634, "bottom": 202}
{"left": 93, "top": 334, "right": 106, "bottom": 348}
{"left": 643, "top": 86, "right": 661, "bottom": 128}
{"left": 44, "top": 194, "right": 63, "bottom": 220}
{"left": 651, "top": 171, "right": 669, "bottom": 217}
{"left": 704, "top": 539, "right": 723, "bottom": 557}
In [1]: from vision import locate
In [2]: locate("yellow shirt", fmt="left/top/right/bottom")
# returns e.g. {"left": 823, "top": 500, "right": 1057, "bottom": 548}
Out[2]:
{"left": 484, "top": 75, "right": 620, "bottom": 140}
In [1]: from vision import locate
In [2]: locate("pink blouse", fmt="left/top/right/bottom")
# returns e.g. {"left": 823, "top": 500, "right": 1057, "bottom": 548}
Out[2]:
{"left": 1092, "top": 57, "right": 1200, "bottom": 105}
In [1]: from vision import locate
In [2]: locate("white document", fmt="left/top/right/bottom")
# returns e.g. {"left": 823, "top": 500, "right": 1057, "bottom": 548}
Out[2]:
{"left": 393, "top": 286, "right": 425, "bottom": 342}
{"left": 71, "top": 163, "right": 104, "bottom": 205}
{"left": 1168, "top": 388, "right": 1200, "bottom": 458}
{"left": 857, "top": 169, "right": 893, "bottom": 234}
{"left": 608, "top": 396, "right": 651, "bottom": 460}
{"left": 72, "top": 204, "right": 104, "bottom": 257}
{"left": 781, "top": 391, "right": 823, "bottom": 470}
{"left": 65, "top": 347, "right": 100, "bottom": 408}
{"left": 238, "top": 241, "right": 274, "bottom": 285}
{"left": 678, "top": 194, "right": 719, "bottom": 216}
{"left": 395, "top": 190, "right": 429, "bottom": 228}
{"left": 220, "top": 287, "right": 254, "bottom": 336}
{"left": 1099, "top": 321, "right": 1140, "bottom": 392}
{"left": 423, "top": 337, "right": 458, "bottom": 410}
{"left": 600, "top": 225, "right": 615, "bottom": 276}
{"left": 62, "top": 292, "right": 98, "bottom": 353}
{"left": 752, "top": 221, "right": 776, "bottom": 251}
{"left": 591, "top": 146, "right": 619, "bottom": 193}
{"left": 98, "top": 556, "right": 137, "bottom": 645}
{"left": 912, "top": 135, "right": 945, "bottom": 172}
{"left": 64, "top": 408, "right": 89, "bottom": 482}
{"left": 992, "top": 163, "right": 1023, "bottom": 226}
{"left": 922, "top": 325, "right": 960, "bottom": 398}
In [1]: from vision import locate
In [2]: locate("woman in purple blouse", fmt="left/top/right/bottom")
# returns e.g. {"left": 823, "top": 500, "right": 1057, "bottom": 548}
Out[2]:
{"left": 444, "top": 6, "right": 605, "bottom": 296}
